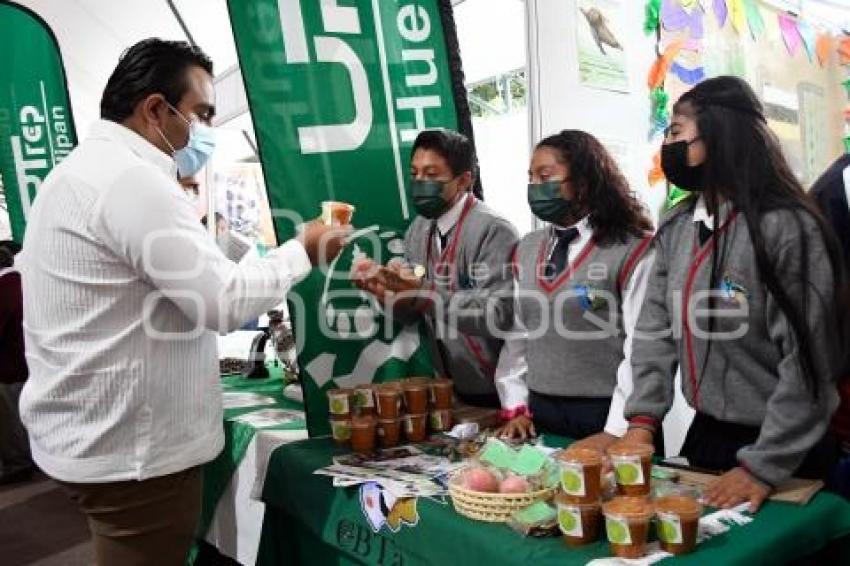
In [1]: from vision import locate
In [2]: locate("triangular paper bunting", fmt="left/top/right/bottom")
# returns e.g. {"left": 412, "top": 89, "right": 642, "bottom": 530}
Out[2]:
{"left": 729, "top": 0, "right": 746, "bottom": 34}
{"left": 743, "top": 0, "right": 765, "bottom": 39}
{"left": 816, "top": 34, "right": 833, "bottom": 67}
{"left": 647, "top": 40, "right": 686, "bottom": 89}
{"left": 713, "top": 0, "right": 728, "bottom": 28}
{"left": 797, "top": 21, "right": 817, "bottom": 62}
{"left": 839, "top": 37, "right": 850, "bottom": 66}
{"left": 777, "top": 13, "right": 802, "bottom": 57}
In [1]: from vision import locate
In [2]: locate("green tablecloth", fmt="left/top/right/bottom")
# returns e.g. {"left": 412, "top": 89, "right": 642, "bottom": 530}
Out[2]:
{"left": 257, "top": 437, "right": 850, "bottom": 565}
{"left": 191, "top": 367, "right": 306, "bottom": 564}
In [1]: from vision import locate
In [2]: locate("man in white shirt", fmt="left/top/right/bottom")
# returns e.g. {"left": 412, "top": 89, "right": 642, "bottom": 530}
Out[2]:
{"left": 17, "top": 38, "right": 348, "bottom": 566}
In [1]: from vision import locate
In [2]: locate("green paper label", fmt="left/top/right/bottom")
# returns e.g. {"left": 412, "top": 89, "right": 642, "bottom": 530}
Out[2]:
{"left": 557, "top": 503, "right": 583, "bottom": 538}
{"left": 658, "top": 512, "right": 683, "bottom": 544}
{"left": 329, "top": 393, "right": 350, "bottom": 415}
{"left": 613, "top": 455, "right": 645, "bottom": 486}
{"left": 606, "top": 516, "right": 632, "bottom": 545}
{"left": 514, "top": 501, "right": 556, "bottom": 525}
{"left": 331, "top": 420, "right": 352, "bottom": 441}
{"left": 560, "top": 462, "right": 586, "bottom": 497}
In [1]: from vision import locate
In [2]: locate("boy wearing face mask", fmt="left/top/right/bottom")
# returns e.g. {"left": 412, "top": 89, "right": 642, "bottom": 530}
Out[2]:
{"left": 17, "top": 39, "right": 350, "bottom": 565}
{"left": 497, "top": 130, "right": 655, "bottom": 449}
{"left": 354, "top": 129, "right": 518, "bottom": 407}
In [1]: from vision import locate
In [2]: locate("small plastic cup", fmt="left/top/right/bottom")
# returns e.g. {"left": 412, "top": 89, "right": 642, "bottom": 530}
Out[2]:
{"left": 329, "top": 417, "right": 352, "bottom": 446}
{"left": 556, "top": 493, "right": 602, "bottom": 546}
{"left": 607, "top": 442, "right": 653, "bottom": 496}
{"left": 602, "top": 497, "right": 655, "bottom": 559}
{"left": 429, "top": 409, "right": 453, "bottom": 432}
{"left": 429, "top": 378, "right": 454, "bottom": 409}
{"left": 375, "top": 383, "right": 403, "bottom": 418}
{"left": 557, "top": 447, "right": 604, "bottom": 504}
{"left": 321, "top": 201, "right": 355, "bottom": 226}
{"left": 654, "top": 493, "right": 703, "bottom": 555}
{"left": 376, "top": 417, "right": 402, "bottom": 448}
{"left": 353, "top": 385, "right": 376, "bottom": 416}
{"left": 328, "top": 388, "right": 354, "bottom": 417}
{"left": 350, "top": 416, "right": 377, "bottom": 454}
{"left": 402, "top": 381, "right": 429, "bottom": 414}
{"left": 403, "top": 413, "right": 428, "bottom": 442}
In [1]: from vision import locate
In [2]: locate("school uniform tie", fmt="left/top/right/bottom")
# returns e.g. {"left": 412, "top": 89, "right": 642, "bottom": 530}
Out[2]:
{"left": 698, "top": 222, "right": 713, "bottom": 246}
{"left": 546, "top": 227, "right": 579, "bottom": 280}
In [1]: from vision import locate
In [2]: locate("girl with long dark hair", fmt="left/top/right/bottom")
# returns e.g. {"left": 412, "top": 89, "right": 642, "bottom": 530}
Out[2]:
{"left": 623, "top": 76, "right": 845, "bottom": 511}
{"left": 498, "top": 129, "right": 654, "bottom": 448}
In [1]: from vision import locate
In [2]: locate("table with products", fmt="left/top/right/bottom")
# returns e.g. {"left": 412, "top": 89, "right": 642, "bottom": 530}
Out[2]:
{"left": 254, "top": 434, "right": 850, "bottom": 565}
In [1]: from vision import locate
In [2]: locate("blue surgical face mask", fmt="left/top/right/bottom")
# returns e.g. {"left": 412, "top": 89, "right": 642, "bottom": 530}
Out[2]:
{"left": 156, "top": 102, "right": 216, "bottom": 177}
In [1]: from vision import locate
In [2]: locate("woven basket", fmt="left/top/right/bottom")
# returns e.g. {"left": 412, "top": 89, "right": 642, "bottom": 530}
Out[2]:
{"left": 448, "top": 473, "right": 557, "bottom": 523}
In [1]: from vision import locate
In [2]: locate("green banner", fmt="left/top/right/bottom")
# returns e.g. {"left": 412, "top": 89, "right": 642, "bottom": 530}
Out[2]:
{"left": 0, "top": 1, "right": 77, "bottom": 243}
{"left": 228, "top": 0, "right": 472, "bottom": 435}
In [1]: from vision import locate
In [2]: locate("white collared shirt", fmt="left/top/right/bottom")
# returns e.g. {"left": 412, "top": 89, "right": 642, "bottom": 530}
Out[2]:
{"left": 494, "top": 216, "right": 654, "bottom": 436}
{"left": 18, "top": 119, "right": 312, "bottom": 483}
{"left": 434, "top": 192, "right": 472, "bottom": 253}
{"left": 842, "top": 164, "right": 850, "bottom": 214}
{"left": 692, "top": 195, "right": 715, "bottom": 230}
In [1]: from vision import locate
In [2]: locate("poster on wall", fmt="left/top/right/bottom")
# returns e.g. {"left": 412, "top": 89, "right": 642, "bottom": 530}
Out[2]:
{"left": 227, "top": 0, "right": 474, "bottom": 436}
{"left": 798, "top": 82, "right": 829, "bottom": 186}
{"left": 575, "top": 0, "right": 629, "bottom": 93}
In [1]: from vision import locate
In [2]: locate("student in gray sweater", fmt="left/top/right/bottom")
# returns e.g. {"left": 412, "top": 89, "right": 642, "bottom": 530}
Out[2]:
{"left": 623, "top": 77, "right": 846, "bottom": 512}
{"left": 497, "top": 130, "right": 654, "bottom": 448}
{"left": 353, "top": 129, "right": 518, "bottom": 406}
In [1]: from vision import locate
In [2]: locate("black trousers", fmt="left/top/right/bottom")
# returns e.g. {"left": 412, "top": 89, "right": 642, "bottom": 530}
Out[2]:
{"left": 680, "top": 412, "right": 837, "bottom": 481}
{"left": 529, "top": 391, "right": 612, "bottom": 440}
{"left": 530, "top": 391, "right": 666, "bottom": 454}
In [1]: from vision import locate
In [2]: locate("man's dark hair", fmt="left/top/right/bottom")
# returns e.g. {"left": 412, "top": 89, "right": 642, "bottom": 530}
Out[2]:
{"left": 0, "top": 240, "right": 21, "bottom": 256}
{"left": 0, "top": 240, "right": 21, "bottom": 269}
{"left": 100, "top": 38, "right": 213, "bottom": 122}
{"left": 412, "top": 129, "right": 477, "bottom": 180}
{"left": 0, "top": 249, "right": 12, "bottom": 269}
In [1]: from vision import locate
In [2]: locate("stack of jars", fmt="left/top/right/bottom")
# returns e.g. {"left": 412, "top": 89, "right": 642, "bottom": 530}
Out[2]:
{"left": 554, "top": 442, "right": 701, "bottom": 558}
{"left": 326, "top": 377, "right": 455, "bottom": 455}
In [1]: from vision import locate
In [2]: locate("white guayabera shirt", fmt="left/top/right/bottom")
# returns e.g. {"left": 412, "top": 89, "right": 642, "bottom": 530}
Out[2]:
{"left": 18, "top": 119, "right": 311, "bottom": 483}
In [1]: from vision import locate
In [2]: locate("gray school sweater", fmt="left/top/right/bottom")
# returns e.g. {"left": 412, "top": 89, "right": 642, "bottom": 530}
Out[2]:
{"left": 515, "top": 228, "right": 652, "bottom": 397}
{"left": 625, "top": 199, "right": 841, "bottom": 486}
{"left": 403, "top": 199, "right": 518, "bottom": 397}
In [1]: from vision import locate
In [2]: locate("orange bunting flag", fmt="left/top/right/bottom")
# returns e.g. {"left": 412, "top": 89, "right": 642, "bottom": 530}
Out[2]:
{"left": 648, "top": 152, "right": 666, "bottom": 186}
{"left": 647, "top": 40, "right": 685, "bottom": 90}
{"left": 839, "top": 37, "right": 850, "bottom": 66}
{"left": 816, "top": 34, "right": 833, "bottom": 67}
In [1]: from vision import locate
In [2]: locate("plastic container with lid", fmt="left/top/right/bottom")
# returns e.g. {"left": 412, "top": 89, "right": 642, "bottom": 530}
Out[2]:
{"left": 375, "top": 383, "right": 403, "bottom": 418}
{"left": 607, "top": 442, "right": 653, "bottom": 496}
{"left": 350, "top": 416, "right": 377, "bottom": 454}
{"left": 557, "top": 447, "right": 604, "bottom": 504}
{"left": 402, "top": 380, "right": 429, "bottom": 414}
{"left": 353, "top": 385, "right": 376, "bottom": 416}
{"left": 654, "top": 493, "right": 703, "bottom": 555}
{"left": 376, "top": 418, "right": 402, "bottom": 448}
{"left": 429, "top": 378, "right": 454, "bottom": 409}
{"left": 602, "top": 496, "right": 654, "bottom": 559}
{"left": 555, "top": 493, "right": 602, "bottom": 546}
{"left": 403, "top": 413, "right": 428, "bottom": 442}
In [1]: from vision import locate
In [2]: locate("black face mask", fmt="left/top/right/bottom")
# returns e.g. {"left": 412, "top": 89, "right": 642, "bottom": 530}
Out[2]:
{"left": 661, "top": 139, "right": 705, "bottom": 192}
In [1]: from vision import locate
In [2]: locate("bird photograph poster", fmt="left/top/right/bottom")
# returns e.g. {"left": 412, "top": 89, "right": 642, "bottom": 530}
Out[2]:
{"left": 576, "top": 0, "right": 629, "bottom": 93}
